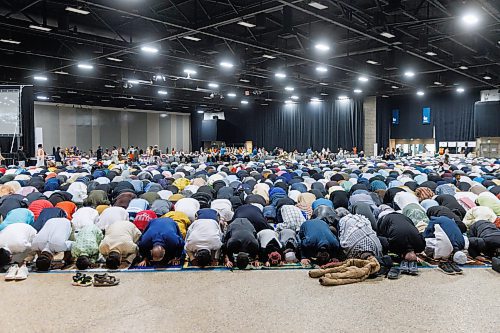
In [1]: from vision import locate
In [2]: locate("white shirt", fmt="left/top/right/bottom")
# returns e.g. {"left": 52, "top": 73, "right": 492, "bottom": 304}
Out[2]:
{"left": 96, "top": 207, "right": 129, "bottom": 230}
{"left": 185, "top": 219, "right": 223, "bottom": 253}
{"left": 0, "top": 223, "right": 37, "bottom": 254}
{"left": 72, "top": 207, "right": 99, "bottom": 232}
{"left": 257, "top": 229, "right": 281, "bottom": 249}
{"left": 175, "top": 198, "right": 200, "bottom": 222}
{"left": 32, "top": 218, "right": 73, "bottom": 253}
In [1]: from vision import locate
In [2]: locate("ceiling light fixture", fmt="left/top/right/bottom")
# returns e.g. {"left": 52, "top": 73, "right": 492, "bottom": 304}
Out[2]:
{"left": 141, "top": 45, "right": 159, "bottom": 54}
{"left": 197, "top": 110, "right": 204, "bottom": 113}
{"left": 285, "top": 86, "right": 294, "bottom": 91}
{"left": 54, "top": 70, "right": 68, "bottom": 75}
{"left": 183, "top": 36, "right": 201, "bottom": 41}
{"left": 380, "top": 31, "right": 396, "bottom": 38}
{"left": 227, "top": 92, "right": 237, "bottom": 97}
{"left": 426, "top": 51, "right": 437, "bottom": 56}
{"left": 106, "top": 57, "right": 122, "bottom": 62}
{"left": 291, "top": 95, "right": 299, "bottom": 100}
{"left": 462, "top": 13, "right": 479, "bottom": 25}
{"left": 284, "top": 100, "right": 293, "bottom": 104}
{"left": 77, "top": 63, "right": 93, "bottom": 70}
{"left": 220, "top": 61, "right": 234, "bottom": 68}
{"left": 104, "top": 84, "right": 115, "bottom": 88}
{"left": 34, "top": 76, "right": 47, "bottom": 81}
{"left": 314, "top": 43, "right": 330, "bottom": 51}
{"left": 65, "top": 6, "right": 90, "bottom": 15}
{"left": 391, "top": 85, "right": 399, "bottom": 89}
{"left": 0, "top": 39, "right": 20, "bottom": 44}
{"left": 483, "top": 75, "right": 492, "bottom": 80}
{"left": 308, "top": 2, "right": 328, "bottom": 10}
{"left": 459, "top": 66, "right": 468, "bottom": 70}
{"left": 241, "top": 100, "right": 249, "bottom": 105}
{"left": 36, "top": 96, "right": 49, "bottom": 101}
{"left": 310, "top": 97, "right": 321, "bottom": 103}
{"left": 275, "top": 72, "right": 286, "bottom": 79}
{"left": 237, "top": 21, "right": 256, "bottom": 28}
{"left": 358, "top": 76, "right": 369, "bottom": 82}
{"left": 319, "top": 82, "right": 328, "bottom": 86}
{"left": 208, "top": 83, "right": 219, "bottom": 88}
{"left": 366, "top": 60, "right": 379, "bottom": 65}
{"left": 184, "top": 69, "right": 197, "bottom": 75}
{"left": 158, "top": 90, "right": 168, "bottom": 95}
{"left": 404, "top": 71, "right": 415, "bottom": 78}
{"left": 239, "top": 78, "right": 250, "bottom": 83}
{"left": 433, "top": 81, "right": 443, "bottom": 85}
{"left": 417, "top": 90, "right": 425, "bottom": 96}
{"left": 316, "top": 66, "right": 328, "bottom": 73}
{"left": 353, "top": 89, "right": 362, "bottom": 94}
{"left": 456, "top": 87, "right": 465, "bottom": 93}
{"left": 29, "top": 25, "right": 51, "bottom": 32}
{"left": 338, "top": 95, "right": 349, "bottom": 100}
{"left": 262, "top": 54, "right": 276, "bottom": 59}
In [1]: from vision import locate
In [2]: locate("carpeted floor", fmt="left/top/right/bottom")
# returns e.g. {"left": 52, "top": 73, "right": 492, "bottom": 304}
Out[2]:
{"left": 1, "top": 268, "right": 498, "bottom": 333}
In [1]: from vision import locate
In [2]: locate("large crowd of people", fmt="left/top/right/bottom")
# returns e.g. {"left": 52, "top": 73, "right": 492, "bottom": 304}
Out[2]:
{"left": 0, "top": 145, "right": 499, "bottom": 286}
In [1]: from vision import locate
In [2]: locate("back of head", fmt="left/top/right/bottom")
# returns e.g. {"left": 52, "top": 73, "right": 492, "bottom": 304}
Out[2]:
{"left": 106, "top": 251, "right": 121, "bottom": 270}
{"left": 76, "top": 255, "right": 91, "bottom": 270}
{"left": 0, "top": 248, "right": 11, "bottom": 266}
{"left": 151, "top": 245, "right": 166, "bottom": 262}
{"left": 236, "top": 252, "right": 250, "bottom": 270}
{"left": 36, "top": 252, "right": 52, "bottom": 272}
{"left": 195, "top": 249, "right": 212, "bottom": 268}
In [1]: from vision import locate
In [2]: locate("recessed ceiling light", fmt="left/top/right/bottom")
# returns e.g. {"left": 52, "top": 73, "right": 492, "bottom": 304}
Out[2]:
{"left": 320, "top": 92, "right": 328, "bottom": 96}
{"left": 184, "top": 69, "right": 197, "bottom": 75}
{"left": 208, "top": 83, "right": 219, "bottom": 88}
{"left": 353, "top": 89, "right": 362, "bottom": 93}
{"left": 417, "top": 90, "right": 425, "bottom": 96}
{"left": 241, "top": 100, "right": 249, "bottom": 104}
{"left": 404, "top": 71, "right": 415, "bottom": 77}
{"left": 104, "top": 84, "right": 116, "bottom": 88}
{"left": 237, "top": 21, "right": 255, "bottom": 28}
{"left": 275, "top": 72, "right": 286, "bottom": 79}
{"left": 382, "top": 95, "right": 389, "bottom": 98}
{"left": 65, "top": 6, "right": 90, "bottom": 15}
{"left": 285, "top": 86, "right": 294, "bottom": 91}
{"left": 316, "top": 66, "right": 328, "bottom": 73}
{"left": 459, "top": 66, "right": 468, "bottom": 70}
{"left": 426, "top": 51, "right": 437, "bottom": 56}
{"left": 227, "top": 93, "right": 237, "bottom": 97}
{"left": 220, "top": 61, "right": 234, "bottom": 69}
{"left": 462, "top": 13, "right": 479, "bottom": 25}
{"left": 262, "top": 54, "right": 276, "bottom": 59}
{"left": 36, "top": 96, "right": 49, "bottom": 100}
{"left": 0, "top": 39, "right": 21, "bottom": 44}
{"left": 34, "top": 76, "right": 48, "bottom": 81}
{"left": 239, "top": 78, "right": 250, "bottom": 83}
{"left": 291, "top": 95, "right": 299, "bottom": 100}
{"left": 358, "top": 76, "right": 369, "bottom": 82}
{"left": 391, "top": 85, "right": 399, "bottom": 89}
{"left": 380, "top": 31, "right": 396, "bottom": 38}
{"left": 310, "top": 97, "right": 321, "bottom": 102}
{"left": 29, "top": 25, "right": 51, "bottom": 32}
{"left": 197, "top": 110, "right": 204, "bottom": 113}
{"left": 434, "top": 81, "right": 443, "bottom": 85}
{"left": 106, "top": 57, "right": 122, "bottom": 62}
{"left": 77, "top": 63, "right": 93, "bottom": 70}
{"left": 183, "top": 36, "right": 201, "bottom": 42}
{"left": 158, "top": 90, "right": 168, "bottom": 95}
{"left": 338, "top": 95, "right": 349, "bottom": 100}
{"left": 483, "top": 75, "right": 492, "bottom": 80}
{"left": 141, "top": 45, "right": 159, "bottom": 54}
{"left": 319, "top": 82, "right": 328, "bottom": 86}
{"left": 456, "top": 87, "right": 465, "bottom": 93}
{"left": 284, "top": 100, "right": 293, "bottom": 104}
{"left": 308, "top": 2, "right": 328, "bottom": 10}
{"left": 315, "top": 43, "right": 330, "bottom": 51}
{"left": 366, "top": 60, "right": 379, "bottom": 65}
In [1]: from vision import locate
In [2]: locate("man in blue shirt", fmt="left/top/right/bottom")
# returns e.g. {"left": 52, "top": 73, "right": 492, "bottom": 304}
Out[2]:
{"left": 299, "top": 219, "right": 340, "bottom": 266}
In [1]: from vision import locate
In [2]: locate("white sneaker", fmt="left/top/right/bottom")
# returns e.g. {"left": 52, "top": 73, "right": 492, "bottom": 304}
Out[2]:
{"left": 15, "top": 265, "right": 29, "bottom": 281}
{"left": 5, "top": 264, "right": 18, "bottom": 281}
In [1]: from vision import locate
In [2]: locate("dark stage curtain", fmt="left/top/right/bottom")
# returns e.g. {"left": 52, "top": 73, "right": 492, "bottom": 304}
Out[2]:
{"left": 474, "top": 101, "right": 500, "bottom": 137}
{"left": 200, "top": 98, "right": 364, "bottom": 152}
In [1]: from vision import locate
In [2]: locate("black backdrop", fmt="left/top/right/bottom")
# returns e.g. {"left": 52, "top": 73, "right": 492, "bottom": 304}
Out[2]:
{"left": 376, "top": 90, "right": 477, "bottom": 148}
{"left": 474, "top": 101, "right": 500, "bottom": 137}
{"left": 0, "top": 85, "right": 35, "bottom": 157}
{"left": 192, "top": 98, "right": 364, "bottom": 152}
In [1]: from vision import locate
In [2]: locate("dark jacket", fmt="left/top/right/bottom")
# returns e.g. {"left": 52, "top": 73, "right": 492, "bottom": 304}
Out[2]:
{"left": 222, "top": 218, "right": 259, "bottom": 260}
{"left": 33, "top": 207, "right": 67, "bottom": 232}
{"left": 435, "top": 194, "right": 467, "bottom": 219}
{"left": 423, "top": 216, "right": 465, "bottom": 251}
{"left": 299, "top": 219, "right": 340, "bottom": 259}
{"left": 138, "top": 218, "right": 184, "bottom": 261}
{"left": 232, "top": 204, "right": 272, "bottom": 233}
{"left": 377, "top": 212, "right": 425, "bottom": 256}
{"left": 468, "top": 220, "right": 500, "bottom": 257}
{"left": 426, "top": 206, "right": 467, "bottom": 233}
{"left": 329, "top": 191, "right": 348, "bottom": 209}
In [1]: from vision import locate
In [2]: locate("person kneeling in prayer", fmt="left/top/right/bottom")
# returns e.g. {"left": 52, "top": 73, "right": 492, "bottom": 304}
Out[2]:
{"left": 99, "top": 220, "right": 142, "bottom": 269}
{"left": 71, "top": 224, "right": 103, "bottom": 270}
{"left": 184, "top": 209, "right": 223, "bottom": 267}
{"left": 32, "top": 218, "right": 74, "bottom": 271}
{"left": 298, "top": 219, "right": 340, "bottom": 267}
{"left": 222, "top": 218, "right": 259, "bottom": 269}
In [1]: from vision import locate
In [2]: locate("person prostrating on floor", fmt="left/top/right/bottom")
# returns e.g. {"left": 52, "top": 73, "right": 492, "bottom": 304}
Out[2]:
{"left": 99, "top": 220, "right": 142, "bottom": 269}
{"left": 184, "top": 209, "right": 223, "bottom": 268}
{"left": 298, "top": 219, "right": 341, "bottom": 267}
{"left": 0, "top": 223, "right": 37, "bottom": 280}
{"left": 467, "top": 220, "right": 500, "bottom": 260}
{"left": 257, "top": 229, "right": 284, "bottom": 267}
{"left": 137, "top": 217, "right": 184, "bottom": 267}
{"left": 222, "top": 218, "right": 260, "bottom": 269}
{"left": 32, "top": 217, "right": 74, "bottom": 272}
{"left": 71, "top": 224, "right": 103, "bottom": 270}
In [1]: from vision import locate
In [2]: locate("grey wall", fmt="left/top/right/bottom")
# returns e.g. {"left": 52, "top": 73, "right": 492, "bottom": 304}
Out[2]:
{"left": 34, "top": 103, "right": 191, "bottom": 152}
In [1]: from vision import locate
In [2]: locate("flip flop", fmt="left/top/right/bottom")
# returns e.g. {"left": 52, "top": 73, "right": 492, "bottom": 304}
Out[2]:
{"left": 93, "top": 274, "right": 120, "bottom": 287}
{"left": 387, "top": 267, "right": 401, "bottom": 280}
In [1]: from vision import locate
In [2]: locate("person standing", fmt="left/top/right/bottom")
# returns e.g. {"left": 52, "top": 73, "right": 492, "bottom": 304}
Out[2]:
{"left": 96, "top": 146, "right": 103, "bottom": 161}
{"left": 16, "top": 146, "right": 27, "bottom": 167}
{"left": 35, "top": 144, "right": 45, "bottom": 167}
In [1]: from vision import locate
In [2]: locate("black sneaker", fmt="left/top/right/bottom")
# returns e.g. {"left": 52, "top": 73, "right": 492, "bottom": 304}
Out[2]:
{"left": 438, "top": 262, "right": 455, "bottom": 275}
{"left": 449, "top": 262, "right": 463, "bottom": 274}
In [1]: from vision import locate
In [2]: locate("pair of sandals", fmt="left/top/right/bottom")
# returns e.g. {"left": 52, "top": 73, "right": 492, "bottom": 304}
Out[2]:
{"left": 72, "top": 272, "right": 120, "bottom": 287}
{"left": 387, "top": 260, "right": 418, "bottom": 280}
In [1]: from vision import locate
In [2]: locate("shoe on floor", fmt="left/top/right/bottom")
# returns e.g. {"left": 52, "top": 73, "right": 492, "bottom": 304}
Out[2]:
{"left": 15, "top": 265, "right": 29, "bottom": 281}
{"left": 438, "top": 262, "right": 455, "bottom": 275}
{"left": 408, "top": 261, "right": 419, "bottom": 276}
{"left": 449, "top": 262, "right": 463, "bottom": 275}
{"left": 400, "top": 260, "right": 409, "bottom": 274}
{"left": 387, "top": 266, "right": 401, "bottom": 280}
{"left": 5, "top": 264, "right": 19, "bottom": 281}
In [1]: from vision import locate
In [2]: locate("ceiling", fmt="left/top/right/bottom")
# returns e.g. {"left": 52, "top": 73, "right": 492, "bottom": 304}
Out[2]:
{"left": 0, "top": 0, "right": 498, "bottom": 113}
